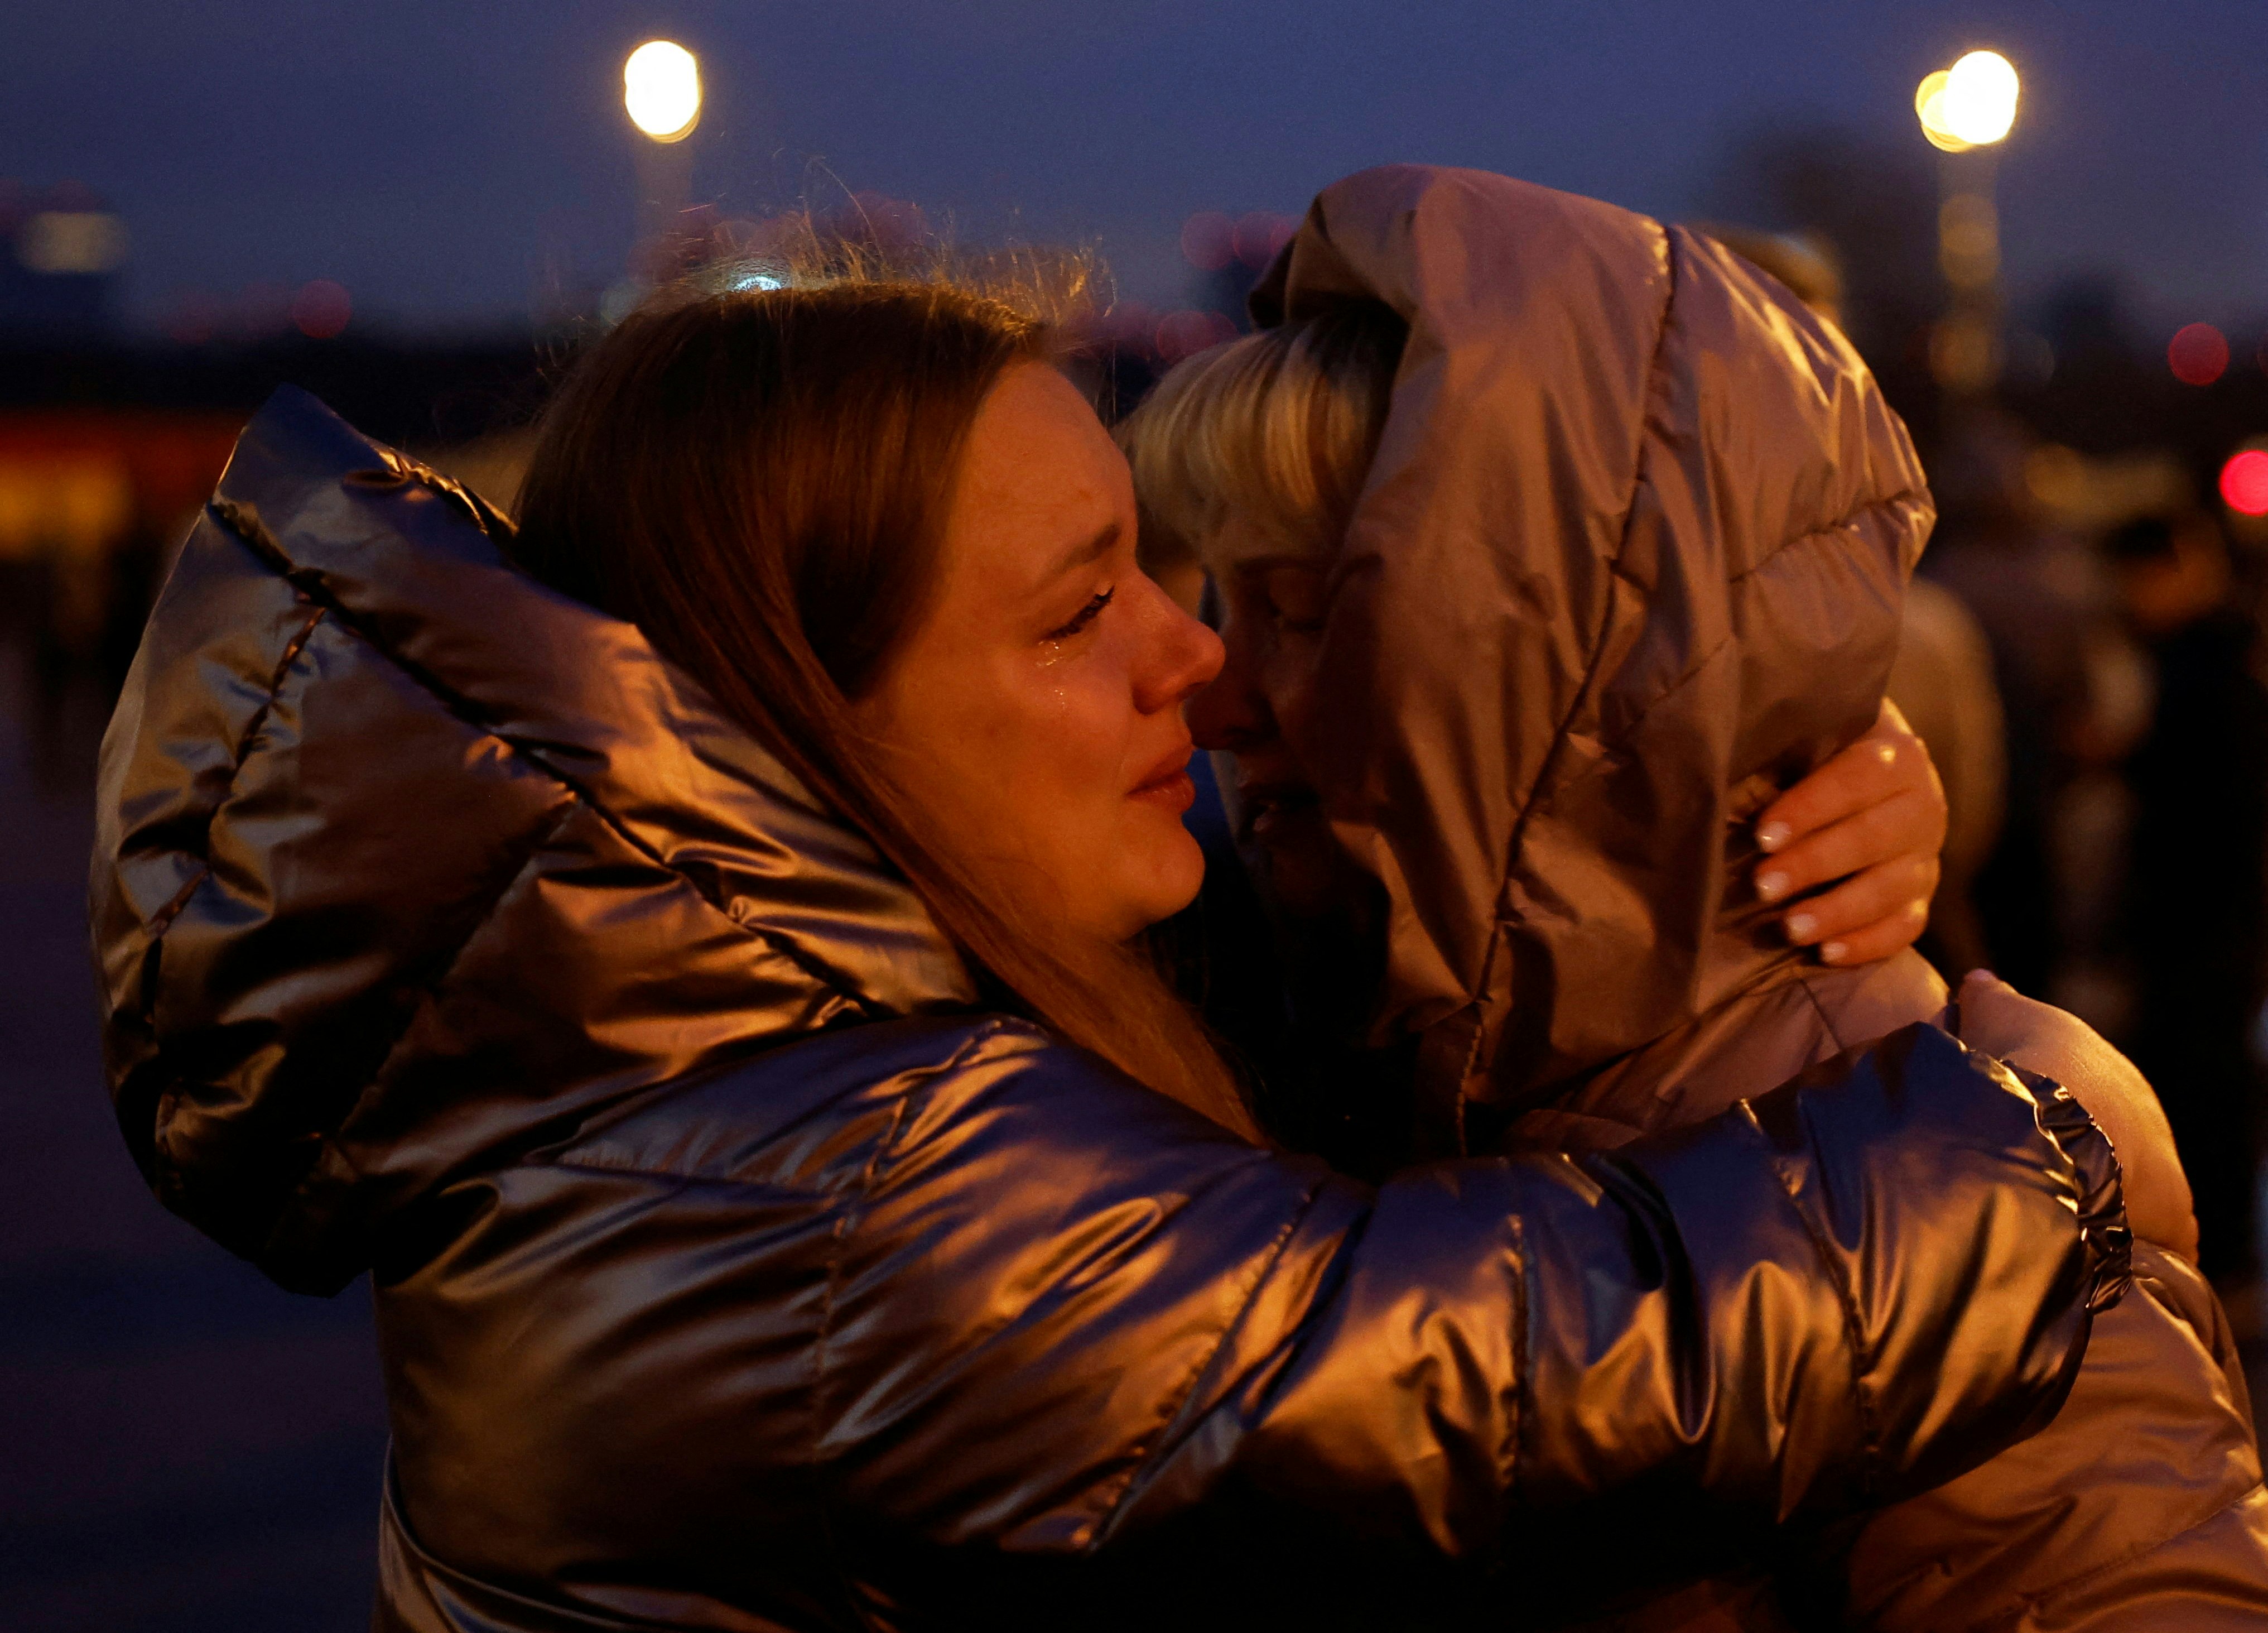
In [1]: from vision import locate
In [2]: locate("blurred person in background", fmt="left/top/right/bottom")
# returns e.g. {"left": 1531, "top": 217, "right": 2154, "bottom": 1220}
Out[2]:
{"left": 1702, "top": 223, "right": 2008, "bottom": 979}
{"left": 1923, "top": 411, "right": 2122, "bottom": 1001}
{"left": 91, "top": 252, "right": 2145, "bottom": 1629}
{"left": 2110, "top": 507, "right": 2268, "bottom": 1291}
{"left": 1128, "top": 164, "right": 2266, "bottom": 1630}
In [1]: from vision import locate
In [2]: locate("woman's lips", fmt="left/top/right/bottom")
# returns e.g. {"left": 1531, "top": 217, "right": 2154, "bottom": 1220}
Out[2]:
{"left": 1129, "top": 745, "right": 1197, "bottom": 814}
{"left": 1236, "top": 782, "right": 1321, "bottom": 842}
{"left": 1130, "top": 770, "right": 1197, "bottom": 814}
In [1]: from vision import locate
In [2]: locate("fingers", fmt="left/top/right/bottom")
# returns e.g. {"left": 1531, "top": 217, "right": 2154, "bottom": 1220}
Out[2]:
{"left": 1757, "top": 787, "right": 1944, "bottom": 905}
{"left": 1778, "top": 857, "right": 1934, "bottom": 963}
{"left": 1755, "top": 701, "right": 1944, "bottom": 856}
{"left": 1961, "top": 967, "right": 2015, "bottom": 1002}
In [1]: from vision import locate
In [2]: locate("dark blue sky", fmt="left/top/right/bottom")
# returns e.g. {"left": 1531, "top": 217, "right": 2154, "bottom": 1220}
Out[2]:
{"left": 8, "top": 0, "right": 2265, "bottom": 339}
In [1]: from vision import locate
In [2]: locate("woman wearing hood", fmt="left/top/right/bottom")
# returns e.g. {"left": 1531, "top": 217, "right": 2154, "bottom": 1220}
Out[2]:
{"left": 91, "top": 256, "right": 2130, "bottom": 1630}
{"left": 1126, "top": 163, "right": 2268, "bottom": 1629}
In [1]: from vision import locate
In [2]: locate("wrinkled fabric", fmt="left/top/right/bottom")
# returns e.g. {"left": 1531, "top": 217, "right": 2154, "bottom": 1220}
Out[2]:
{"left": 85, "top": 388, "right": 2131, "bottom": 1631}
{"left": 1252, "top": 165, "right": 2268, "bottom": 1627}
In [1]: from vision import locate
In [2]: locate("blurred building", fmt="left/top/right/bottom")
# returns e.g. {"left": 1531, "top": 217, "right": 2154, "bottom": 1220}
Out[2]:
{"left": 0, "top": 181, "right": 127, "bottom": 343}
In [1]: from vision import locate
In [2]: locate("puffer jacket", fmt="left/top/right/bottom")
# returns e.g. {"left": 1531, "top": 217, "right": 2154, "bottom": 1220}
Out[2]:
{"left": 85, "top": 389, "right": 2130, "bottom": 1631}
{"left": 1247, "top": 164, "right": 2268, "bottom": 1629}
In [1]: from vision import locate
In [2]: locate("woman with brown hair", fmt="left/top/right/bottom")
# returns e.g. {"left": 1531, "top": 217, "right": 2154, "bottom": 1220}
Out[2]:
{"left": 92, "top": 260, "right": 2129, "bottom": 1632}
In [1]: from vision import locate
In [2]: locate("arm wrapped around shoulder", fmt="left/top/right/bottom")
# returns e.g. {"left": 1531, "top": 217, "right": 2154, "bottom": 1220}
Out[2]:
{"left": 818, "top": 1019, "right": 2126, "bottom": 1619}
{"left": 1518, "top": 1023, "right": 2130, "bottom": 1528}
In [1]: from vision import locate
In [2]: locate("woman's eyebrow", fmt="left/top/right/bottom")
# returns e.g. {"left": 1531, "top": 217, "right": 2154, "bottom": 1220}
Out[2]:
{"left": 1039, "top": 521, "right": 1120, "bottom": 587}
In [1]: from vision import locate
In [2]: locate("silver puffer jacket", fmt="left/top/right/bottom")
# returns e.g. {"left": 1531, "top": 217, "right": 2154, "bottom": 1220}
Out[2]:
{"left": 84, "top": 387, "right": 2126, "bottom": 1630}
{"left": 1249, "top": 163, "right": 2268, "bottom": 1630}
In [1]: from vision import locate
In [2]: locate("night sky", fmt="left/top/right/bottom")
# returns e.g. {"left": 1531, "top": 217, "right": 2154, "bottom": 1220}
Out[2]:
{"left": 7, "top": 0, "right": 2265, "bottom": 339}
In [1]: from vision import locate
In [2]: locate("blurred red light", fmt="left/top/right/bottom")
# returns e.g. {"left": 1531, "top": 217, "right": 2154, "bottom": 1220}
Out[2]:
{"left": 239, "top": 281, "right": 294, "bottom": 339}
{"left": 2168, "top": 322, "right": 2228, "bottom": 386}
{"left": 1105, "top": 300, "right": 1156, "bottom": 349}
{"left": 164, "top": 292, "right": 217, "bottom": 347}
{"left": 1154, "top": 309, "right": 1239, "bottom": 363}
{"left": 1232, "top": 211, "right": 1296, "bottom": 271}
{"left": 292, "top": 280, "right": 352, "bottom": 339}
{"left": 1179, "top": 212, "right": 1236, "bottom": 272}
{"left": 2222, "top": 450, "right": 2268, "bottom": 517}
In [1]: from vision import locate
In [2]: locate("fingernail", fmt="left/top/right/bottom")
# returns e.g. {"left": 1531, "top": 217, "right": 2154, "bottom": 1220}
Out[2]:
{"left": 1756, "top": 870, "right": 1790, "bottom": 904}
{"left": 1964, "top": 967, "right": 1999, "bottom": 983}
{"left": 1787, "top": 911, "right": 1818, "bottom": 942}
{"left": 1756, "top": 820, "right": 1793, "bottom": 853}
{"left": 1874, "top": 742, "right": 1898, "bottom": 766}
{"left": 1821, "top": 939, "right": 1849, "bottom": 964}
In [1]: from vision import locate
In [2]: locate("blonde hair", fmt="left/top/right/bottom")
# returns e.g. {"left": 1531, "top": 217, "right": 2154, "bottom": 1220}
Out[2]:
{"left": 1120, "top": 301, "right": 1405, "bottom": 576}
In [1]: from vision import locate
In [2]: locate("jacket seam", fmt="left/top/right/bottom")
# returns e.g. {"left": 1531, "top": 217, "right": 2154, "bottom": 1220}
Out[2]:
{"left": 1726, "top": 483, "right": 1929, "bottom": 595}
{"left": 138, "top": 597, "right": 326, "bottom": 943}
{"left": 808, "top": 1021, "right": 1003, "bottom": 1631}
{"left": 206, "top": 492, "right": 889, "bottom": 1022}
{"left": 1601, "top": 493, "right": 1923, "bottom": 764}
{"left": 1505, "top": 1207, "right": 1530, "bottom": 1517}
{"left": 530, "top": 1154, "right": 831, "bottom": 1192}
{"left": 261, "top": 801, "right": 584, "bottom": 1255}
{"left": 1793, "top": 967, "right": 1856, "bottom": 1054}
{"left": 1762, "top": 1118, "right": 1886, "bottom": 1495}
{"left": 1091, "top": 1166, "right": 1331, "bottom": 1544}
{"left": 1966, "top": 1478, "right": 2268, "bottom": 1633}
{"left": 1457, "top": 219, "right": 1682, "bottom": 1130}
{"left": 135, "top": 598, "right": 328, "bottom": 1204}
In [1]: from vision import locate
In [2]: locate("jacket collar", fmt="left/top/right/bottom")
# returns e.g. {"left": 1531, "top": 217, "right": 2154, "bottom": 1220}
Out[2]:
{"left": 94, "top": 387, "right": 971, "bottom": 1288}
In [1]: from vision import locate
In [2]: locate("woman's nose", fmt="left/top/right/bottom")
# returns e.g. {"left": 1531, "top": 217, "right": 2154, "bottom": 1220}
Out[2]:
{"left": 1134, "top": 578, "right": 1225, "bottom": 715}
{"left": 1186, "top": 610, "right": 1273, "bottom": 751}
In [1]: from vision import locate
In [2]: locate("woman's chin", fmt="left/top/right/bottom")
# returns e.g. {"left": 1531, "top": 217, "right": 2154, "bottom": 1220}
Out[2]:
{"left": 1243, "top": 811, "right": 1367, "bottom": 929}
{"left": 1107, "top": 824, "right": 1207, "bottom": 939}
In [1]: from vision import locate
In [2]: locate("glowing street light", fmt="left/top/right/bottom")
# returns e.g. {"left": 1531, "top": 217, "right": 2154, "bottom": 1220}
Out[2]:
{"left": 624, "top": 40, "right": 701, "bottom": 142}
{"left": 1916, "top": 50, "right": 2020, "bottom": 151}
{"left": 1915, "top": 49, "right": 2021, "bottom": 393}
{"left": 1915, "top": 72, "right": 1968, "bottom": 151}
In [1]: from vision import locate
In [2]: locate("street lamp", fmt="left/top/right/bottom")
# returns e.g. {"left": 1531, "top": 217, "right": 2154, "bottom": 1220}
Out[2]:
{"left": 624, "top": 40, "right": 701, "bottom": 142}
{"left": 611, "top": 41, "right": 703, "bottom": 323}
{"left": 1916, "top": 50, "right": 2020, "bottom": 151}
{"left": 1915, "top": 50, "right": 2020, "bottom": 393}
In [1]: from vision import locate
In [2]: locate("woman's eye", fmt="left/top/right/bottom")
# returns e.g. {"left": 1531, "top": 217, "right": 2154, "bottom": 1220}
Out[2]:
{"left": 1044, "top": 587, "right": 1114, "bottom": 642}
{"left": 1264, "top": 568, "right": 1328, "bottom": 632}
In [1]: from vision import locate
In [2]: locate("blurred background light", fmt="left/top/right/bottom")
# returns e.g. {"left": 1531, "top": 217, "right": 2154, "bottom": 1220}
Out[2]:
{"left": 1914, "top": 70, "right": 1972, "bottom": 153}
{"left": 1179, "top": 211, "right": 1236, "bottom": 272}
{"left": 1940, "top": 50, "right": 2020, "bottom": 146}
{"left": 624, "top": 40, "right": 702, "bottom": 142}
{"left": 1938, "top": 191, "right": 1999, "bottom": 287}
{"left": 2222, "top": 449, "right": 2268, "bottom": 517}
{"left": 2168, "top": 321, "right": 2231, "bottom": 386}
{"left": 16, "top": 209, "right": 129, "bottom": 274}
{"left": 1155, "top": 308, "right": 1238, "bottom": 361}
{"left": 1231, "top": 210, "right": 1298, "bottom": 271}
{"left": 291, "top": 279, "right": 351, "bottom": 339}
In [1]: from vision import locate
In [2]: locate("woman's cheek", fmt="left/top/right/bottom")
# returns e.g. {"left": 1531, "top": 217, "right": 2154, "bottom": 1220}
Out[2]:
{"left": 1261, "top": 644, "right": 1324, "bottom": 736}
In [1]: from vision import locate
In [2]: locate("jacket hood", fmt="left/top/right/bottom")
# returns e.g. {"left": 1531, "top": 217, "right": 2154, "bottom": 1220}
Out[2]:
{"left": 1249, "top": 166, "right": 1933, "bottom": 1139}
{"left": 90, "top": 388, "right": 973, "bottom": 1292}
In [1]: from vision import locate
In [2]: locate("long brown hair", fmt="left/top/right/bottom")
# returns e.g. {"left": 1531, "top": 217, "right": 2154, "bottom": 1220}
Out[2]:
{"left": 512, "top": 273, "right": 1258, "bottom": 1139}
